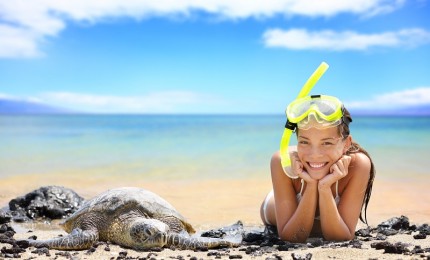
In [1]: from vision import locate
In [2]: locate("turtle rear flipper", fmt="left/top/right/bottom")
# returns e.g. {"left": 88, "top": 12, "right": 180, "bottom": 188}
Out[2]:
{"left": 28, "top": 228, "right": 99, "bottom": 250}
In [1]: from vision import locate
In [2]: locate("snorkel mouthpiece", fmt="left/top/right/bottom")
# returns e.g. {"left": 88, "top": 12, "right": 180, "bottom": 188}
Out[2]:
{"left": 280, "top": 62, "right": 329, "bottom": 178}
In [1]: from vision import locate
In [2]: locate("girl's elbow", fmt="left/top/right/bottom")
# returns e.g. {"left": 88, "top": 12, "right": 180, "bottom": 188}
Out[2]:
{"left": 279, "top": 232, "right": 308, "bottom": 243}
{"left": 347, "top": 232, "right": 356, "bottom": 241}
{"left": 323, "top": 232, "right": 355, "bottom": 242}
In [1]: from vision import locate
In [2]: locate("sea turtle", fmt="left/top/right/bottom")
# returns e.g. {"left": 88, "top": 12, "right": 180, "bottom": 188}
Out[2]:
{"left": 26, "top": 187, "right": 241, "bottom": 250}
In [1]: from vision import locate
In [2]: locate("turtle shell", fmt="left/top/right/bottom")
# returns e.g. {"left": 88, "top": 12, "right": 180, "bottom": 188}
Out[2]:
{"left": 61, "top": 187, "right": 194, "bottom": 233}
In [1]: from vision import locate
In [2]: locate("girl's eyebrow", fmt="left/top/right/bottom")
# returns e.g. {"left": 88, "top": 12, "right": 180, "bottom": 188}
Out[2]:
{"left": 298, "top": 136, "right": 339, "bottom": 141}
{"left": 322, "top": 137, "right": 339, "bottom": 141}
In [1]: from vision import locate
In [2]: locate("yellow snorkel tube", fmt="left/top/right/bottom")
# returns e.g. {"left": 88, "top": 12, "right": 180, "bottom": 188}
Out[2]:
{"left": 280, "top": 62, "right": 329, "bottom": 178}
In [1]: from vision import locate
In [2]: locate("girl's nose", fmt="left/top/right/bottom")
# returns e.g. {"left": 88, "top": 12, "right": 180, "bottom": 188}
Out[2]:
{"left": 308, "top": 145, "right": 323, "bottom": 158}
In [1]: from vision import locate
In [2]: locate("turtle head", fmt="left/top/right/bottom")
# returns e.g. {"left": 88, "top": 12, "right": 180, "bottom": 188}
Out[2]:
{"left": 129, "top": 219, "right": 170, "bottom": 249}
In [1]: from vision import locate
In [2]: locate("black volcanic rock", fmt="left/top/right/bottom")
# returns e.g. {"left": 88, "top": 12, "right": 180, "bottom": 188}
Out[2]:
{"left": 0, "top": 210, "right": 11, "bottom": 224}
{"left": 8, "top": 186, "right": 84, "bottom": 221}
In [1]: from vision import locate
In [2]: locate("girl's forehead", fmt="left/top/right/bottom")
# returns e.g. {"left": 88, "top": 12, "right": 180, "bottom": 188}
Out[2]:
{"left": 298, "top": 126, "right": 340, "bottom": 139}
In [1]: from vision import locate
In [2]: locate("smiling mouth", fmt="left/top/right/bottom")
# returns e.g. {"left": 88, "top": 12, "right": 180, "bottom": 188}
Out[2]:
{"left": 308, "top": 162, "right": 328, "bottom": 169}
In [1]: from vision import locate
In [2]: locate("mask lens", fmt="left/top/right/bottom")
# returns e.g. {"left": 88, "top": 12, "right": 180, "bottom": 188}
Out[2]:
{"left": 314, "top": 99, "right": 338, "bottom": 117}
{"left": 297, "top": 113, "right": 342, "bottom": 130}
{"left": 288, "top": 100, "right": 312, "bottom": 119}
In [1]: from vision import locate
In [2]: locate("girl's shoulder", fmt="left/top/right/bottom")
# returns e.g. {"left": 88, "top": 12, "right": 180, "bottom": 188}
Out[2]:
{"left": 349, "top": 152, "right": 372, "bottom": 179}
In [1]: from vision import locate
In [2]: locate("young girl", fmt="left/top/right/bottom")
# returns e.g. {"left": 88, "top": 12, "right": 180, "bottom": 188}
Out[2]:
{"left": 260, "top": 95, "right": 375, "bottom": 242}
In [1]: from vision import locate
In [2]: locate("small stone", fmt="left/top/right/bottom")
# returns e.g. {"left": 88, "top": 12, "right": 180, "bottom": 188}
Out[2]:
{"left": 413, "top": 233, "right": 427, "bottom": 239}
{"left": 355, "top": 227, "right": 372, "bottom": 237}
{"left": 0, "top": 210, "right": 12, "bottom": 224}
{"left": 243, "top": 230, "right": 264, "bottom": 243}
{"left": 371, "top": 241, "right": 409, "bottom": 254}
{"left": 417, "top": 224, "right": 430, "bottom": 235}
{"left": 377, "top": 216, "right": 410, "bottom": 231}
{"left": 411, "top": 245, "right": 424, "bottom": 254}
{"left": 85, "top": 247, "right": 96, "bottom": 254}
{"left": 291, "top": 252, "right": 312, "bottom": 260}
{"left": 118, "top": 250, "right": 128, "bottom": 258}
{"left": 31, "top": 247, "right": 50, "bottom": 256}
{"left": 56, "top": 251, "right": 72, "bottom": 257}
{"left": 379, "top": 228, "right": 398, "bottom": 236}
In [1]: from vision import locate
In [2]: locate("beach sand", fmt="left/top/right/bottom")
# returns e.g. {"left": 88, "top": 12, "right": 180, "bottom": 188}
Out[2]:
{"left": 5, "top": 229, "right": 430, "bottom": 260}
{"left": 1, "top": 173, "right": 430, "bottom": 259}
{"left": 1, "top": 172, "right": 429, "bottom": 226}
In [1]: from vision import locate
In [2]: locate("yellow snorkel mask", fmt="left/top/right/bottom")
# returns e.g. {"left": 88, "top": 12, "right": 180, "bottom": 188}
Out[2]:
{"left": 280, "top": 62, "right": 332, "bottom": 178}
{"left": 287, "top": 95, "right": 344, "bottom": 130}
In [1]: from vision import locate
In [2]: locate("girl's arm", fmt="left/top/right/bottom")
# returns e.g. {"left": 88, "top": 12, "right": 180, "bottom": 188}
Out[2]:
{"left": 270, "top": 151, "right": 318, "bottom": 243}
{"left": 318, "top": 153, "right": 371, "bottom": 240}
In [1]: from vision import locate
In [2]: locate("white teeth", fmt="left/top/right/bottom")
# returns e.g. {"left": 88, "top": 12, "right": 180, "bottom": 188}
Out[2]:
{"left": 309, "top": 162, "right": 325, "bottom": 168}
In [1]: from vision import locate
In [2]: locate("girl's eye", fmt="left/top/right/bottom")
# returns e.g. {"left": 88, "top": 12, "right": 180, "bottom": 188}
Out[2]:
{"left": 299, "top": 140, "right": 309, "bottom": 145}
{"left": 322, "top": 142, "right": 334, "bottom": 146}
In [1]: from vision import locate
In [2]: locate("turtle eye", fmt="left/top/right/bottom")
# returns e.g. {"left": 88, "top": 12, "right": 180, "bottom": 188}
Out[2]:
{"left": 144, "top": 225, "right": 156, "bottom": 237}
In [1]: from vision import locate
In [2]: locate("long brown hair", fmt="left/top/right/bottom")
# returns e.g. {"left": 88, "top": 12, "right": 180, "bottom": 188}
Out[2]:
{"left": 340, "top": 107, "right": 375, "bottom": 224}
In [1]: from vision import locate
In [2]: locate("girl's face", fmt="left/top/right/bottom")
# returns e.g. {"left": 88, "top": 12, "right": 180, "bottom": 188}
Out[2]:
{"left": 297, "top": 126, "right": 351, "bottom": 180}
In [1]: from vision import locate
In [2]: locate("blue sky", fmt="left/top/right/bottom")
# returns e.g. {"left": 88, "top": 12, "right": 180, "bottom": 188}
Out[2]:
{"left": 0, "top": 0, "right": 429, "bottom": 114}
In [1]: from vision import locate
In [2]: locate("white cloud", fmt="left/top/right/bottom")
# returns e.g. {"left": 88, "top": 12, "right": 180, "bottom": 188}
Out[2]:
{"left": 345, "top": 87, "right": 430, "bottom": 109}
{"left": 40, "top": 91, "right": 223, "bottom": 113}
{"left": 0, "top": 93, "right": 13, "bottom": 99}
{"left": 0, "top": 0, "right": 405, "bottom": 58}
{"left": 0, "top": 25, "right": 42, "bottom": 58}
{"left": 0, "top": 92, "right": 44, "bottom": 103}
{"left": 263, "top": 28, "right": 430, "bottom": 51}
{"left": 285, "top": 0, "right": 405, "bottom": 17}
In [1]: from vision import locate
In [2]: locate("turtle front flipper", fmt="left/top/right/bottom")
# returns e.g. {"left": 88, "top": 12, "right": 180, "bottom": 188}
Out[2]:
{"left": 27, "top": 228, "right": 99, "bottom": 250}
{"left": 166, "top": 232, "right": 242, "bottom": 250}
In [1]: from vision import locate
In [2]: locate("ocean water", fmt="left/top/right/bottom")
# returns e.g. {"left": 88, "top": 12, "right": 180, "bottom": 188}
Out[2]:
{"left": 1, "top": 115, "right": 429, "bottom": 181}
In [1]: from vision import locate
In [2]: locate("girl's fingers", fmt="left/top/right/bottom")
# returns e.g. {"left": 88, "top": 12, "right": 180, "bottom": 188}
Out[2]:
{"left": 330, "top": 163, "right": 339, "bottom": 174}
{"left": 290, "top": 152, "right": 302, "bottom": 174}
{"left": 340, "top": 155, "right": 351, "bottom": 175}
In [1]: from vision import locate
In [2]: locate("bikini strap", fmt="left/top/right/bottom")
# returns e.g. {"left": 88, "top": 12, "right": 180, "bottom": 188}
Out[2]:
{"left": 335, "top": 180, "right": 339, "bottom": 197}
{"left": 299, "top": 179, "right": 305, "bottom": 196}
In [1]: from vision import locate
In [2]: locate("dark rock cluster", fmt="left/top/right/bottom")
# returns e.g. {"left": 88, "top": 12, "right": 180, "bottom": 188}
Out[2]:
{"left": 354, "top": 215, "right": 430, "bottom": 257}
{"left": 6, "top": 186, "right": 84, "bottom": 222}
{"left": 198, "top": 215, "right": 430, "bottom": 259}
{"left": 356, "top": 215, "right": 430, "bottom": 241}
{"left": 0, "top": 222, "right": 29, "bottom": 258}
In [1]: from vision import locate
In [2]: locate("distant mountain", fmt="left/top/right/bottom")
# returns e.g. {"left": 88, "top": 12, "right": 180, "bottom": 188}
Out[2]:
{"left": 0, "top": 98, "right": 70, "bottom": 114}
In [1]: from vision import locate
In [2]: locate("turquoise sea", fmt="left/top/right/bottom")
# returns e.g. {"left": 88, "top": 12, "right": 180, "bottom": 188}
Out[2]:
{"left": 1, "top": 115, "right": 429, "bottom": 181}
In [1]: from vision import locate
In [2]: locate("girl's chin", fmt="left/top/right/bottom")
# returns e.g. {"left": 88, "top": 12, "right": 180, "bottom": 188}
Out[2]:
{"left": 305, "top": 168, "right": 330, "bottom": 180}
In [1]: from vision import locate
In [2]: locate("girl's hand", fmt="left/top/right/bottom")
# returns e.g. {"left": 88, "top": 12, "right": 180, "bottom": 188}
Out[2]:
{"left": 320, "top": 155, "right": 352, "bottom": 187}
{"left": 290, "top": 152, "right": 315, "bottom": 184}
